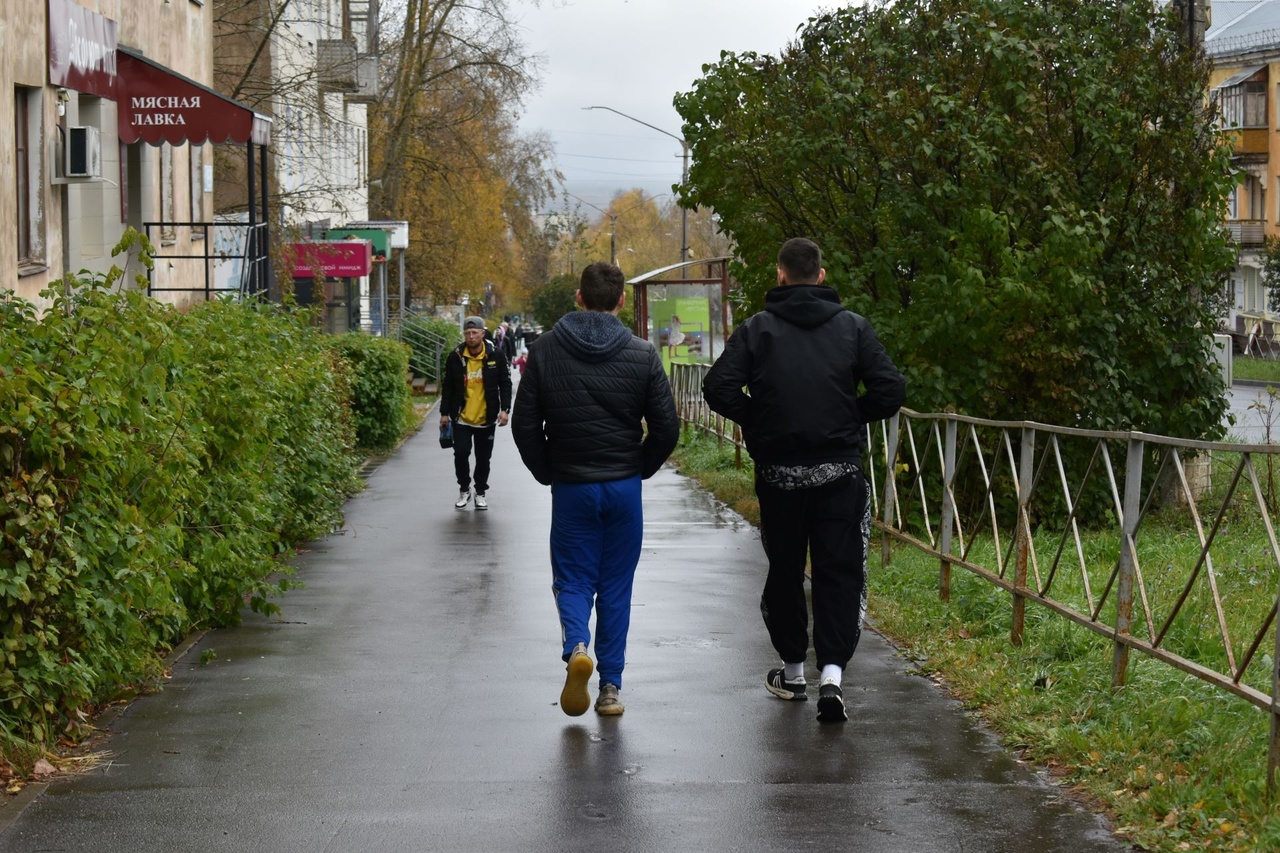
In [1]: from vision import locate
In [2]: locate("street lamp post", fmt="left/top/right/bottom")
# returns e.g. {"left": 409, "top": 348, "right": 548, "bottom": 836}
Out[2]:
{"left": 584, "top": 106, "right": 690, "bottom": 265}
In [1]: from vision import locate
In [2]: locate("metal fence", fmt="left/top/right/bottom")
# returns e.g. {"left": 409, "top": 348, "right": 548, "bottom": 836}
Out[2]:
{"left": 144, "top": 221, "right": 271, "bottom": 300}
{"left": 670, "top": 362, "right": 1280, "bottom": 792}
{"left": 389, "top": 308, "right": 451, "bottom": 386}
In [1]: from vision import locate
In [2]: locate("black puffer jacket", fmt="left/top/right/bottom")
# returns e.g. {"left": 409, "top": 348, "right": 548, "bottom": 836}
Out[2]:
{"left": 702, "top": 284, "right": 905, "bottom": 468}
{"left": 512, "top": 311, "right": 679, "bottom": 485}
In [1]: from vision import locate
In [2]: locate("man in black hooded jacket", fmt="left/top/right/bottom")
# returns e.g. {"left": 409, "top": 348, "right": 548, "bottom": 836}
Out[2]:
{"left": 703, "top": 237, "right": 905, "bottom": 724}
{"left": 512, "top": 261, "right": 679, "bottom": 719}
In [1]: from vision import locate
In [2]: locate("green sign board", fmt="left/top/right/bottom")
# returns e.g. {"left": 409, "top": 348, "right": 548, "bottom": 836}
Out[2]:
{"left": 324, "top": 228, "right": 389, "bottom": 262}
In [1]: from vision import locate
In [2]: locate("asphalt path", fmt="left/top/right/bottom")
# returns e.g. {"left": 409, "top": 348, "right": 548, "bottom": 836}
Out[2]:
{"left": 0, "top": 382, "right": 1135, "bottom": 852}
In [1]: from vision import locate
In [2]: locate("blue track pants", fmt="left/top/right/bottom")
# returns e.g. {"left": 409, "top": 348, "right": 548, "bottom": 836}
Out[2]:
{"left": 550, "top": 476, "right": 643, "bottom": 689}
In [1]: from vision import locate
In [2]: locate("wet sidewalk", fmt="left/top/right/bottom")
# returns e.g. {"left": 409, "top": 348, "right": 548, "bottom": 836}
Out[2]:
{"left": 0, "top": 400, "right": 1134, "bottom": 852}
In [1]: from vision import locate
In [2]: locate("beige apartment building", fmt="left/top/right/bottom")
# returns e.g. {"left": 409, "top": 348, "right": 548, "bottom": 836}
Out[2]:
{"left": 2, "top": 0, "right": 271, "bottom": 307}
{"left": 1208, "top": 1, "right": 1280, "bottom": 349}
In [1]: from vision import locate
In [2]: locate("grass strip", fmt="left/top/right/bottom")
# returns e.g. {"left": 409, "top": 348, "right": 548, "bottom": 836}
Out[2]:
{"left": 668, "top": 428, "right": 1280, "bottom": 853}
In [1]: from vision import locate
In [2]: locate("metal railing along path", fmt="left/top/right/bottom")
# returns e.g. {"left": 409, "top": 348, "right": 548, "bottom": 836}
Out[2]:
{"left": 670, "top": 362, "right": 1280, "bottom": 794}
{"left": 390, "top": 308, "right": 451, "bottom": 386}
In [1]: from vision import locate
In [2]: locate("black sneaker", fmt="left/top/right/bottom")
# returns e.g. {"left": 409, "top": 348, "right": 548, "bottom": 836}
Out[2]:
{"left": 817, "top": 682, "right": 847, "bottom": 722}
{"left": 765, "top": 668, "right": 807, "bottom": 701}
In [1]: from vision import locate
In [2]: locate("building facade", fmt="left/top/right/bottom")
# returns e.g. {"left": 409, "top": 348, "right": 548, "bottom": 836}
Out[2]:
{"left": 213, "top": 0, "right": 377, "bottom": 235}
{"left": 2, "top": 0, "right": 276, "bottom": 307}
{"left": 1207, "top": 0, "right": 1280, "bottom": 345}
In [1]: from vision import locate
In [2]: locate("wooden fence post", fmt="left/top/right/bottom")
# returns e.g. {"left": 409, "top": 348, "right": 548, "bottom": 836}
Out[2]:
{"left": 1113, "top": 438, "right": 1144, "bottom": 688}
{"left": 1011, "top": 427, "right": 1035, "bottom": 646}
{"left": 939, "top": 418, "right": 957, "bottom": 602}
{"left": 882, "top": 413, "right": 901, "bottom": 566}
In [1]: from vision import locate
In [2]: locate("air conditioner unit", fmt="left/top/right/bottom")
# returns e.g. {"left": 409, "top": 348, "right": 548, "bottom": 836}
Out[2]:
{"left": 65, "top": 126, "right": 101, "bottom": 178}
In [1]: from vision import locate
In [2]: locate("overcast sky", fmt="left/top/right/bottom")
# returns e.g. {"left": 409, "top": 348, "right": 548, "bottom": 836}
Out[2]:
{"left": 513, "top": 0, "right": 844, "bottom": 210}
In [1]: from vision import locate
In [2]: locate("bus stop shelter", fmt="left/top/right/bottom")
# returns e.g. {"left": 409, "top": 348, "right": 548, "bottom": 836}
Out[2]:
{"left": 628, "top": 257, "right": 733, "bottom": 362}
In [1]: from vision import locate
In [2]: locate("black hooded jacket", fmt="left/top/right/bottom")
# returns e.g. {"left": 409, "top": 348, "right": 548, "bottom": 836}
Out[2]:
{"left": 512, "top": 311, "right": 679, "bottom": 485}
{"left": 702, "top": 284, "right": 905, "bottom": 468}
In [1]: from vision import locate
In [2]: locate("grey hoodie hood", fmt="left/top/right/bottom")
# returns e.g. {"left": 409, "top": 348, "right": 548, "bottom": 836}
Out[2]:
{"left": 552, "top": 311, "right": 634, "bottom": 363}
{"left": 764, "top": 284, "right": 846, "bottom": 329}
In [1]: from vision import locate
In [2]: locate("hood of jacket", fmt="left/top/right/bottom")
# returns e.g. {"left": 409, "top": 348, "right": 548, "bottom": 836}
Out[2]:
{"left": 552, "top": 311, "right": 633, "bottom": 363}
{"left": 764, "top": 284, "right": 846, "bottom": 329}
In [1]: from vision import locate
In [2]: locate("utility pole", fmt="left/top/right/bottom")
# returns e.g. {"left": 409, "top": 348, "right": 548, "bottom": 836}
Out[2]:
{"left": 583, "top": 106, "right": 690, "bottom": 265}
{"left": 1174, "top": 0, "right": 1208, "bottom": 49}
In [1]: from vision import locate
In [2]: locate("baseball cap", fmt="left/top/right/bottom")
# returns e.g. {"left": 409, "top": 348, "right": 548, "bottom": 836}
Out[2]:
{"left": 464, "top": 316, "right": 485, "bottom": 330}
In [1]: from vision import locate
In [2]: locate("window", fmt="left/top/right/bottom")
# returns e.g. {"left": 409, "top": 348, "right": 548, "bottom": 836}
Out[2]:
{"left": 15, "top": 86, "right": 44, "bottom": 269}
{"left": 1216, "top": 79, "right": 1268, "bottom": 128}
{"left": 1229, "top": 185, "right": 1240, "bottom": 219}
{"left": 16, "top": 89, "right": 30, "bottom": 263}
{"left": 189, "top": 143, "right": 205, "bottom": 237}
{"left": 1245, "top": 266, "right": 1266, "bottom": 313}
{"left": 160, "top": 143, "right": 176, "bottom": 243}
{"left": 1247, "top": 174, "right": 1266, "bottom": 220}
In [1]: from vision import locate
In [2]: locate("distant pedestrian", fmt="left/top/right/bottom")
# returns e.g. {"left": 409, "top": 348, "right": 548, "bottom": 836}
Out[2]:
{"left": 500, "top": 320, "right": 518, "bottom": 362}
{"left": 439, "top": 315, "right": 512, "bottom": 510}
{"left": 702, "top": 237, "right": 905, "bottom": 723}
{"left": 512, "top": 262, "right": 679, "bottom": 717}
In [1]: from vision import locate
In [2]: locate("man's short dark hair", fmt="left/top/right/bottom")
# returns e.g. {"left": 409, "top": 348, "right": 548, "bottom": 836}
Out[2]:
{"left": 579, "top": 261, "right": 626, "bottom": 311}
{"left": 778, "top": 238, "right": 822, "bottom": 283}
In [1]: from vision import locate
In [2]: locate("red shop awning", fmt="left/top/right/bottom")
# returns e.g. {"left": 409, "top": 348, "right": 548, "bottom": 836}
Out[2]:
{"left": 116, "top": 49, "right": 271, "bottom": 147}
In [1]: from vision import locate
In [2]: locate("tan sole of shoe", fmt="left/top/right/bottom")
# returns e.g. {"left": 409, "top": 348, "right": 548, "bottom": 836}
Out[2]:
{"left": 560, "top": 652, "right": 594, "bottom": 716}
{"left": 594, "top": 700, "right": 624, "bottom": 717}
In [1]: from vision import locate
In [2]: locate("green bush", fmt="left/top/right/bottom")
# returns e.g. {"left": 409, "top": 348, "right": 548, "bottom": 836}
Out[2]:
{"left": 331, "top": 333, "right": 414, "bottom": 452}
{"left": 0, "top": 239, "right": 369, "bottom": 759}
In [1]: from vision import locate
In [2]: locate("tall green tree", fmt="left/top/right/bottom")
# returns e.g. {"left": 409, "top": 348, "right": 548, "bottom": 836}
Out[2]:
{"left": 675, "top": 0, "right": 1236, "bottom": 438}
{"left": 529, "top": 273, "right": 580, "bottom": 329}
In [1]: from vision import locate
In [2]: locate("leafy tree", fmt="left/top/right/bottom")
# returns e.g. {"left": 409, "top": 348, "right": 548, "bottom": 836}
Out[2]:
{"left": 571, "top": 190, "right": 734, "bottom": 279}
{"left": 675, "top": 0, "right": 1236, "bottom": 439}
{"left": 369, "top": 0, "right": 555, "bottom": 313}
{"left": 529, "top": 274, "right": 579, "bottom": 329}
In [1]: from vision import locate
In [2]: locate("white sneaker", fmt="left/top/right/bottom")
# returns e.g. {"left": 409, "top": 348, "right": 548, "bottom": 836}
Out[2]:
{"left": 474, "top": 493, "right": 488, "bottom": 510}
{"left": 454, "top": 490, "right": 471, "bottom": 509}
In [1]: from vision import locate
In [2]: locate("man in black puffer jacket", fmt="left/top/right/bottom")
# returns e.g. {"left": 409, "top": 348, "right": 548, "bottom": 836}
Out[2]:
{"left": 512, "top": 261, "right": 678, "bottom": 719}
{"left": 703, "top": 237, "right": 905, "bottom": 725}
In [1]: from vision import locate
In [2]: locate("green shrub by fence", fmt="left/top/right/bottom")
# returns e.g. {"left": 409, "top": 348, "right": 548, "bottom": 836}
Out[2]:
{"left": 0, "top": 256, "right": 393, "bottom": 758}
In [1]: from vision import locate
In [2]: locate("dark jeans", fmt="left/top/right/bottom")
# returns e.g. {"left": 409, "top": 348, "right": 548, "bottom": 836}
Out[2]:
{"left": 453, "top": 423, "right": 496, "bottom": 493}
{"left": 755, "top": 471, "right": 870, "bottom": 669}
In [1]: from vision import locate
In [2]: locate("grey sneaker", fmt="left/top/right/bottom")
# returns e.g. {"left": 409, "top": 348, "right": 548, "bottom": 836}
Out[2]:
{"left": 817, "top": 682, "right": 847, "bottom": 722}
{"left": 454, "top": 490, "right": 471, "bottom": 509}
{"left": 474, "top": 492, "right": 488, "bottom": 510}
{"left": 560, "top": 643, "right": 593, "bottom": 717}
{"left": 595, "top": 683, "right": 624, "bottom": 716}
{"left": 766, "top": 668, "right": 807, "bottom": 701}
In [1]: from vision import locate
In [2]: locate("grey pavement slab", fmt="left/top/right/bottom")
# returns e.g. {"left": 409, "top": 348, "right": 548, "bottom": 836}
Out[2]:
{"left": 0, "top": 393, "right": 1135, "bottom": 853}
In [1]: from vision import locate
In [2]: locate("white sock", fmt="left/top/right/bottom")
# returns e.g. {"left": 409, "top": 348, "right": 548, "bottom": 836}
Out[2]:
{"left": 784, "top": 662, "right": 804, "bottom": 681}
{"left": 820, "top": 665, "right": 842, "bottom": 686}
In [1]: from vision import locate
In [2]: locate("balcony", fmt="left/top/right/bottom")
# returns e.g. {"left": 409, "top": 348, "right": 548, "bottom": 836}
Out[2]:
{"left": 346, "top": 55, "right": 379, "bottom": 104}
{"left": 316, "top": 39, "right": 358, "bottom": 92}
{"left": 1226, "top": 219, "right": 1268, "bottom": 248}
